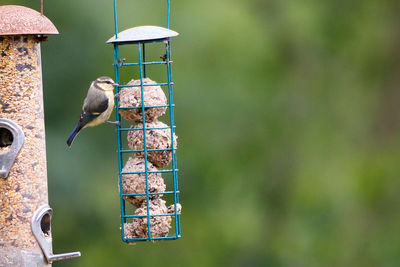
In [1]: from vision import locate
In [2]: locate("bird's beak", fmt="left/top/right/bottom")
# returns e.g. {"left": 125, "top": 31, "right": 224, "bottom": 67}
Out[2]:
{"left": 112, "top": 83, "right": 119, "bottom": 86}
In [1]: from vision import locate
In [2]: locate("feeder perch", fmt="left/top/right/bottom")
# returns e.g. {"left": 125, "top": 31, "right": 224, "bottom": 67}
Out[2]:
{"left": 0, "top": 4, "right": 80, "bottom": 265}
{"left": 108, "top": 0, "right": 181, "bottom": 243}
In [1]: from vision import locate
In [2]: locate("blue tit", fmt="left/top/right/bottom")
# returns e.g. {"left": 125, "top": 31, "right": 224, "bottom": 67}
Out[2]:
{"left": 67, "top": 76, "right": 118, "bottom": 147}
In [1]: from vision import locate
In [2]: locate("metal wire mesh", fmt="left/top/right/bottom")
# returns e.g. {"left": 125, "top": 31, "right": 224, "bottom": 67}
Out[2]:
{"left": 110, "top": 0, "right": 181, "bottom": 243}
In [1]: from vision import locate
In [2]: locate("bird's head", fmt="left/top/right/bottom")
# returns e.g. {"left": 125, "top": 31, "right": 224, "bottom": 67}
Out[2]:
{"left": 94, "top": 76, "right": 118, "bottom": 91}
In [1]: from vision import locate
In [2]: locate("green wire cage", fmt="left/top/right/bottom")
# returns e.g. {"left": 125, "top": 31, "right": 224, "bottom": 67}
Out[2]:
{"left": 107, "top": 0, "right": 181, "bottom": 243}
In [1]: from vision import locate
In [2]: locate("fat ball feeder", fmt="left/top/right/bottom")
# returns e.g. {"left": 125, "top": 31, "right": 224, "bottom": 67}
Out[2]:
{"left": 0, "top": 4, "right": 80, "bottom": 266}
{"left": 107, "top": 0, "right": 181, "bottom": 243}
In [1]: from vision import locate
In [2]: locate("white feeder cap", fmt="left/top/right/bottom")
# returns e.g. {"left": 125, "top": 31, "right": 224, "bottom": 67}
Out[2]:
{"left": 107, "top": 25, "right": 178, "bottom": 44}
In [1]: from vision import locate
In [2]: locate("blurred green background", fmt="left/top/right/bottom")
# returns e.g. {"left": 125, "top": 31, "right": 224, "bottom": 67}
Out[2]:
{"left": 2, "top": 0, "right": 400, "bottom": 266}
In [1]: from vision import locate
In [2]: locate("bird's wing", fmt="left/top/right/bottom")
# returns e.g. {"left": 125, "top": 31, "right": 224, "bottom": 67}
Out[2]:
{"left": 79, "top": 95, "right": 109, "bottom": 126}
{"left": 85, "top": 94, "right": 109, "bottom": 114}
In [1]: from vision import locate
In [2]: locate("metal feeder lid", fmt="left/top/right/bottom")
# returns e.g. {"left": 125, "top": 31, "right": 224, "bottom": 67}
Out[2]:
{"left": 0, "top": 5, "right": 58, "bottom": 36}
{"left": 106, "top": 25, "right": 178, "bottom": 44}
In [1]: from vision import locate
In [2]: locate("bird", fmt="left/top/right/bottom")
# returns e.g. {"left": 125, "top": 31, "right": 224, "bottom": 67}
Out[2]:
{"left": 67, "top": 76, "right": 118, "bottom": 147}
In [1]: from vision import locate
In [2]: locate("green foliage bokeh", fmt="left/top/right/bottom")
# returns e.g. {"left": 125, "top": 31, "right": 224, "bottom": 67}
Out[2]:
{"left": 1, "top": 0, "right": 400, "bottom": 266}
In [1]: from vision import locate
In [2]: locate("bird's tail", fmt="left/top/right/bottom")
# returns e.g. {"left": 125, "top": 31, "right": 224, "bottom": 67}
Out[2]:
{"left": 67, "top": 124, "right": 82, "bottom": 147}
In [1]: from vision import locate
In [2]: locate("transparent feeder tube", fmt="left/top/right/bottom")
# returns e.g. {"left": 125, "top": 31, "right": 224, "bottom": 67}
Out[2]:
{"left": 0, "top": 35, "right": 50, "bottom": 266}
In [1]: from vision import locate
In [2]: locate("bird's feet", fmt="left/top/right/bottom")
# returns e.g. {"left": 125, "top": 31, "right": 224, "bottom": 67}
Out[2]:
{"left": 106, "top": 120, "right": 121, "bottom": 126}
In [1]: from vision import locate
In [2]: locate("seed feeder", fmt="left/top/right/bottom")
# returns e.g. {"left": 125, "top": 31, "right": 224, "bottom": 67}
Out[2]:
{"left": 0, "top": 4, "right": 80, "bottom": 265}
{"left": 107, "top": 0, "right": 181, "bottom": 243}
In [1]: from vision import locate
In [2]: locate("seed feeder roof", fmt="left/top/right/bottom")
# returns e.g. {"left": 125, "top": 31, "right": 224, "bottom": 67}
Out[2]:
{"left": 107, "top": 25, "right": 178, "bottom": 44}
{"left": 0, "top": 5, "right": 58, "bottom": 36}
